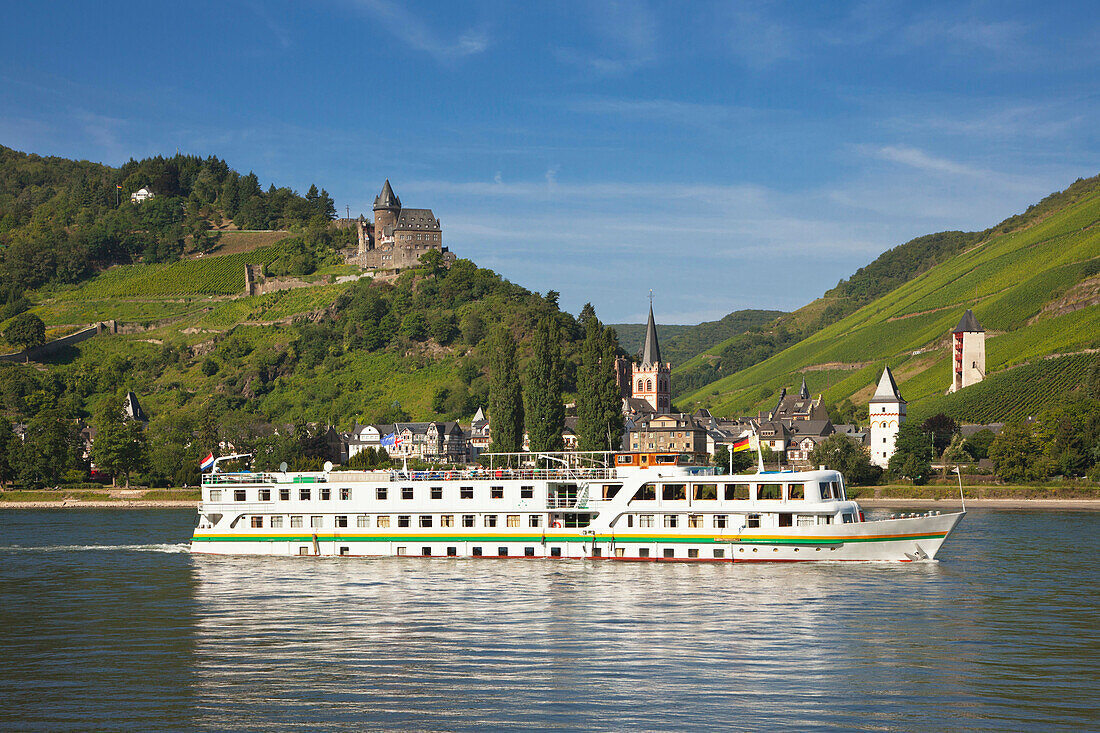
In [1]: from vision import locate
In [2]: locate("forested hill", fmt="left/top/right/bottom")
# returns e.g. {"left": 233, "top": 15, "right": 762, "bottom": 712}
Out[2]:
{"left": 612, "top": 309, "right": 785, "bottom": 368}
{"left": 0, "top": 145, "right": 336, "bottom": 299}
{"left": 676, "top": 173, "right": 1100, "bottom": 424}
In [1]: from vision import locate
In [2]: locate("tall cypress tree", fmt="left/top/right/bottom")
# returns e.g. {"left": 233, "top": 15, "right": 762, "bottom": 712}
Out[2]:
{"left": 487, "top": 326, "right": 523, "bottom": 452}
{"left": 577, "top": 316, "right": 626, "bottom": 451}
{"left": 598, "top": 326, "right": 626, "bottom": 450}
{"left": 524, "top": 316, "right": 565, "bottom": 452}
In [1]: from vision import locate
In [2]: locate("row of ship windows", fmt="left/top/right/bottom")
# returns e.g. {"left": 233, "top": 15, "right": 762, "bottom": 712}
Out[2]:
{"left": 239, "top": 512, "right": 840, "bottom": 530}
{"left": 212, "top": 481, "right": 844, "bottom": 503}
{"left": 319, "top": 546, "right": 838, "bottom": 558}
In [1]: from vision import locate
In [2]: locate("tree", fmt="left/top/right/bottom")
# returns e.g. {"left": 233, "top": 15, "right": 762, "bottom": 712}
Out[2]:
{"left": 888, "top": 421, "right": 931, "bottom": 484}
{"left": 808, "top": 434, "right": 882, "bottom": 485}
{"left": 989, "top": 421, "right": 1046, "bottom": 482}
{"left": 487, "top": 326, "right": 523, "bottom": 452}
{"left": 18, "top": 409, "right": 82, "bottom": 489}
{"left": 575, "top": 317, "right": 625, "bottom": 452}
{"left": 963, "top": 429, "right": 996, "bottom": 461}
{"left": 0, "top": 416, "right": 18, "bottom": 485}
{"left": 418, "top": 249, "right": 446, "bottom": 280}
{"left": 90, "top": 397, "right": 148, "bottom": 488}
{"left": 921, "top": 413, "right": 959, "bottom": 457}
{"left": 399, "top": 312, "right": 428, "bottom": 341}
{"left": 524, "top": 317, "right": 565, "bottom": 452}
{"left": 713, "top": 445, "right": 754, "bottom": 474}
{"left": 4, "top": 312, "right": 45, "bottom": 352}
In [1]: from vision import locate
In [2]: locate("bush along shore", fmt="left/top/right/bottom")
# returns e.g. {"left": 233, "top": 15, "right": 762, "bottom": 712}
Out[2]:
{"left": 0, "top": 488, "right": 200, "bottom": 507}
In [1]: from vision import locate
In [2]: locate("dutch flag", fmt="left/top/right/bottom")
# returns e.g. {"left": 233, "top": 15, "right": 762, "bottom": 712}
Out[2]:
{"left": 200, "top": 452, "right": 216, "bottom": 471}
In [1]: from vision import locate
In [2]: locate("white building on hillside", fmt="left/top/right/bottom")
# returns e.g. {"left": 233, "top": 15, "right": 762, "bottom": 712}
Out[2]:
{"left": 949, "top": 309, "right": 986, "bottom": 393}
{"left": 130, "top": 187, "right": 155, "bottom": 203}
{"left": 869, "top": 366, "right": 906, "bottom": 468}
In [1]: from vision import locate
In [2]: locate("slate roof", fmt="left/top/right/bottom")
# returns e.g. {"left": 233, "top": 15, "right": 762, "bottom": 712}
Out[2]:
{"left": 395, "top": 208, "right": 440, "bottom": 231}
{"left": 869, "top": 366, "right": 906, "bottom": 404}
{"left": 953, "top": 308, "right": 984, "bottom": 333}
{"left": 640, "top": 304, "right": 662, "bottom": 366}
{"left": 374, "top": 179, "right": 400, "bottom": 210}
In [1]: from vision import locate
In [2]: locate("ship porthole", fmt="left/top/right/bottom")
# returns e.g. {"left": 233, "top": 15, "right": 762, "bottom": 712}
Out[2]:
{"left": 752, "top": 548, "right": 758, "bottom": 552}
{"left": 794, "top": 548, "right": 799, "bottom": 552}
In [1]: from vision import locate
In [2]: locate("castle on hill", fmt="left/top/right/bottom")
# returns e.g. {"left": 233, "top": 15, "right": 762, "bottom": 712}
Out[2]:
{"left": 347, "top": 180, "right": 452, "bottom": 271}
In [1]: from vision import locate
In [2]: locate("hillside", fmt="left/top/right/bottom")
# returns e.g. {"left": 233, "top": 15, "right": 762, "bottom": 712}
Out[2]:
{"left": 676, "top": 174, "right": 1100, "bottom": 423}
{"left": 612, "top": 309, "right": 784, "bottom": 367}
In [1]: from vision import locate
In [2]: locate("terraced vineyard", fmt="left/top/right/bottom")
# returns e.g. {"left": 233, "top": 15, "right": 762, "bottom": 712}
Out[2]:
{"left": 909, "top": 353, "right": 1100, "bottom": 423}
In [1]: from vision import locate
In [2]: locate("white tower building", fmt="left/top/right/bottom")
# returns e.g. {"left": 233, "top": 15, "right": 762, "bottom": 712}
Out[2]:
{"left": 950, "top": 309, "right": 986, "bottom": 393}
{"left": 869, "top": 366, "right": 906, "bottom": 468}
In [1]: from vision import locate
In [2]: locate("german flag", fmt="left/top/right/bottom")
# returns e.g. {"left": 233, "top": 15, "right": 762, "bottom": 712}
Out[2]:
{"left": 731, "top": 435, "right": 752, "bottom": 452}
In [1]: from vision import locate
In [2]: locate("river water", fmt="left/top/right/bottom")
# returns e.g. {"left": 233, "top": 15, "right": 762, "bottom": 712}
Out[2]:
{"left": 0, "top": 508, "right": 1096, "bottom": 732}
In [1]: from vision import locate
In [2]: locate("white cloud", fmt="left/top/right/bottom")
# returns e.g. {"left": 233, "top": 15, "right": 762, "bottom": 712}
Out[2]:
{"left": 350, "top": 0, "right": 490, "bottom": 63}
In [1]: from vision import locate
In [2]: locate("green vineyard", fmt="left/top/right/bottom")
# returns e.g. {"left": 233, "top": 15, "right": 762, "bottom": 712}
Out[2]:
{"left": 909, "top": 353, "right": 1100, "bottom": 424}
{"left": 58, "top": 246, "right": 285, "bottom": 299}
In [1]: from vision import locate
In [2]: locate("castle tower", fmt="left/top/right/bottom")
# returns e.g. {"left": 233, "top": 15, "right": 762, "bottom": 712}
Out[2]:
{"left": 372, "top": 179, "right": 401, "bottom": 248}
{"left": 950, "top": 309, "right": 986, "bottom": 393}
{"left": 631, "top": 302, "right": 672, "bottom": 413}
{"left": 356, "top": 214, "right": 370, "bottom": 258}
{"left": 869, "top": 366, "right": 906, "bottom": 468}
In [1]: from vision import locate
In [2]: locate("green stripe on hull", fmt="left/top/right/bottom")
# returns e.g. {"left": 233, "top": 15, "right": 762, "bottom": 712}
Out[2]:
{"left": 192, "top": 532, "right": 947, "bottom": 545}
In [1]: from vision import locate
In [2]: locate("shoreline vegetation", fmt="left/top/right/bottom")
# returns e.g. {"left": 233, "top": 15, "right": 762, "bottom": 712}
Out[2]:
{"left": 2, "top": 485, "right": 1097, "bottom": 510}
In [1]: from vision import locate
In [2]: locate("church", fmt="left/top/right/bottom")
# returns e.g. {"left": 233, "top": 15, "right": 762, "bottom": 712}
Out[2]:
{"left": 619, "top": 302, "right": 672, "bottom": 415}
{"left": 350, "top": 180, "right": 449, "bottom": 271}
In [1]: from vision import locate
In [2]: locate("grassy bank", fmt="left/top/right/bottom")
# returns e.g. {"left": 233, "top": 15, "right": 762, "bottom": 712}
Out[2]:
{"left": 847, "top": 484, "right": 1100, "bottom": 500}
{"left": 0, "top": 488, "right": 201, "bottom": 502}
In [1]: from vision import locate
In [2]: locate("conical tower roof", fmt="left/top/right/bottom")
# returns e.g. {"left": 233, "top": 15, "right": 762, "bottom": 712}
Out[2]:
{"left": 640, "top": 303, "right": 661, "bottom": 366}
{"left": 953, "top": 309, "right": 984, "bottom": 333}
{"left": 799, "top": 376, "right": 810, "bottom": 399}
{"left": 869, "top": 366, "right": 906, "bottom": 404}
{"left": 373, "top": 179, "right": 400, "bottom": 210}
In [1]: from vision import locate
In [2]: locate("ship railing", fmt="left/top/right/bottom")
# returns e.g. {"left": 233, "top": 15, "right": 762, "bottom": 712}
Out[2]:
{"left": 202, "top": 472, "right": 282, "bottom": 486}
{"left": 387, "top": 468, "right": 618, "bottom": 482}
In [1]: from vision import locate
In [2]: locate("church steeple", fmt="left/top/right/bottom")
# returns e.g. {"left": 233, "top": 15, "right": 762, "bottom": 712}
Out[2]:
{"left": 799, "top": 376, "right": 810, "bottom": 399}
{"left": 641, "top": 303, "right": 661, "bottom": 367}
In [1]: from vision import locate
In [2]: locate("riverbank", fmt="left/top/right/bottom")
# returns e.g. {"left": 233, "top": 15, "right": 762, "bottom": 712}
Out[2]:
{"left": 858, "top": 498, "right": 1100, "bottom": 510}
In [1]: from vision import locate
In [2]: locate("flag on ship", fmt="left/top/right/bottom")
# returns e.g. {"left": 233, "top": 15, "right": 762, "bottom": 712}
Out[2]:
{"left": 731, "top": 435, "right": 752, "bottom": 452}
{"left": 380, "top": 432, "right": 404, "bottom": 447}
{"left": 200, "top": 452, "right": 216, "bottom": 471}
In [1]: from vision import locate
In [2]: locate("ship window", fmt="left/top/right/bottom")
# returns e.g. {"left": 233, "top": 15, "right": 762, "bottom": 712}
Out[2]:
{"left": 693, "top": 484, "right": 717, "bottom": 500}
{"left": 462, "top": 514, "right": 475, "bottom": 527}
{"left": 758, "top": 484, "right": 781, "bottom": 500}
{"left": 419, "top": 515, "right": 433, "bottom": 527}
{"left": 714, "top": 515, "right": 729, "bottom": 528}
{"left": 299, "top": 547, "right": 310, "bottom": 556}
{"left": 529, "top": 515, "right": 542, "bottom": 527}
{"left": 714, "top": 548, "right": 725, "bottom": 558}
{"left": 663, "top": 548, "right": 675, "bottom": 558}
{"left": 788, "top": 484, "right": 805, "bottom": 500}
{"left": 271, "top": 516, "right": 283, "bottom": 528}
{"left": 833, "top": 481, "right": 846, "bottom": 500}
{"left": 357, "top": 515, "right": 370, "bottom": 528}
{"left": 746, "top": 514, "right": 761, "bottom": 528}
{"left": 402, "top": 487, "right": 414, "bottom": 500}
{"left": 460, "top": 486, "right": 474, "bottom": 499}
{"left": 663, "top": 515, "right": 678, "bottom": 528}
{"left": 320, "top": 488, "right": 331, "bottom": 501}
{"left": 498, "top": 547, "right": 508, "bottom": 557}
{"left": 819, "top": 482, "right": 833, "bottom": 500}
{"left": 724, "top": 484, "right": 750, "bottom": 500}
{"left": 299, "top": 488, "right": 311, "bottom": 501}
{"left": 250, "top": 516, "right": 263, "bottom": 528}
{"left": 311, "top": 516, "right": 323, "bottom": 528}
{"left": 398, "top": 515, "right": 410, "bottom": 528}
{"left": 550, "top": 547, "right": 562, "bottom": 557}
{"left": 627, "top": 515, "right": 634, "bottom": 528}
{"left": 431, "top": 486, "right": 443, "bottom": 499}
{"left": 842, "top": 512, "right": 855, "bottom": 524}
{"left": 377, "top": 515, "right": 390, "bottom": 528}
{"left": 336, "top": 516, "right": 348, "bottom": 528}
{"left": 340, "top": 488, "right": 351, "bottom": 500}
{"left": 779, "top": 513, "right": 792, "bottom": 527}
{"left": 662, "top": 484, "right": 686, "bottom": 500}
{"left": 521, "top": 486, "right": 534, "bottom": 499}
{"left": 259, "top": 489, "right": 271, "bottom": 501}
{"left": 615, "top": 547, "right": 625, "bottom": 557}
{"left": 639, "top": 548, "right": 650, "bottom": 558}
{"left": 422, "top": 547, "right": 431, "bottom": 556}
{"left": 602, "top": 484, "right": 621, "bottom": 498}
{"left": 291, "top": 516, "right": 303, "bottom": 528}
{"left": 376, "top": 487, "right": 387, "bottom": 500}
{"left": 525, "top": 547, "right": 535, "bottom": 557}
{"left": 235, "top": 490, "right": 246, "bottom": 502}
{"left": 506, "top": 515, "right": 520, "bottom": 527}
{"left": 396, "top": 547, "right": 406, "bottom": 555}
{"left": 447, "top": 546, "right": 457, "bottom": 556}
{"left": 440, "top": 515, "right": 454, "bottom": 527}
{"left": 688, "top": 514, "right": 703, "bottom": 528}
{"left": 639, "top": 514, "right": 654, "bottom": 528}
{"left": 279, "top": 489, "right": 290, "bottom": 501}
{"left": 340, "top": 547, "right": 349, "bottom": 556}
{"left": 797, "top": 515, "right": 815, "bottom": 527}
{"left": 209, "top": 490, "right": 222, "bottom": 502}
{"left": 472, "top": 547, "right": 483, "bottom": 556}
{"left": 635, "top": 483, "right": 656, "bottom": 501}
{"left": 688, "top": 548, "right": 699, "bottom": 558}
{"left": 485, "top": 515, "right": 498, "bottom": 527}
{"left": 491, "top": 486, "right": 504, "bottom": 499}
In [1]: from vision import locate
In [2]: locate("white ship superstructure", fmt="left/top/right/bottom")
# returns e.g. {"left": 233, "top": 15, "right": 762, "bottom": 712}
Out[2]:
{"left": 191, "top": 452, "right": 963, "bottom": 562}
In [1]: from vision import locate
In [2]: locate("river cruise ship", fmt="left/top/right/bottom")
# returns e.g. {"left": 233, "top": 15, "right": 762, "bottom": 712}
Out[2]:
{"left": 191, "top": 452, "right": 964, "bottom": 562}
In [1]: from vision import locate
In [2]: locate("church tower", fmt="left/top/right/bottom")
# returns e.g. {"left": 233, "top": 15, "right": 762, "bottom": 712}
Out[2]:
{"left": 950, "top": 309, "right": 986, "bottom": 393}
{"left": 869, "top": 366, "right": 906, "bottom": 468}
{"left": 372, "top": 179, "right": 401, "bottom": 248}
{"left": 631, "top": 302, "right": 672, "bottom": 413}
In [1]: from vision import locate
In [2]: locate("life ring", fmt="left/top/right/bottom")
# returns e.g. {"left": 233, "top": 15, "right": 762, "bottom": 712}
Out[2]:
{"left": 551, "top": 520, "right": 562, "bottom": 529}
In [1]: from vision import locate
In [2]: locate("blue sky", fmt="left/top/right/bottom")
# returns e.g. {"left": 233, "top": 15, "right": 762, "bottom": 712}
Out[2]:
{"left": 2, "top": 1, "right": 1099, "bottom": 323}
